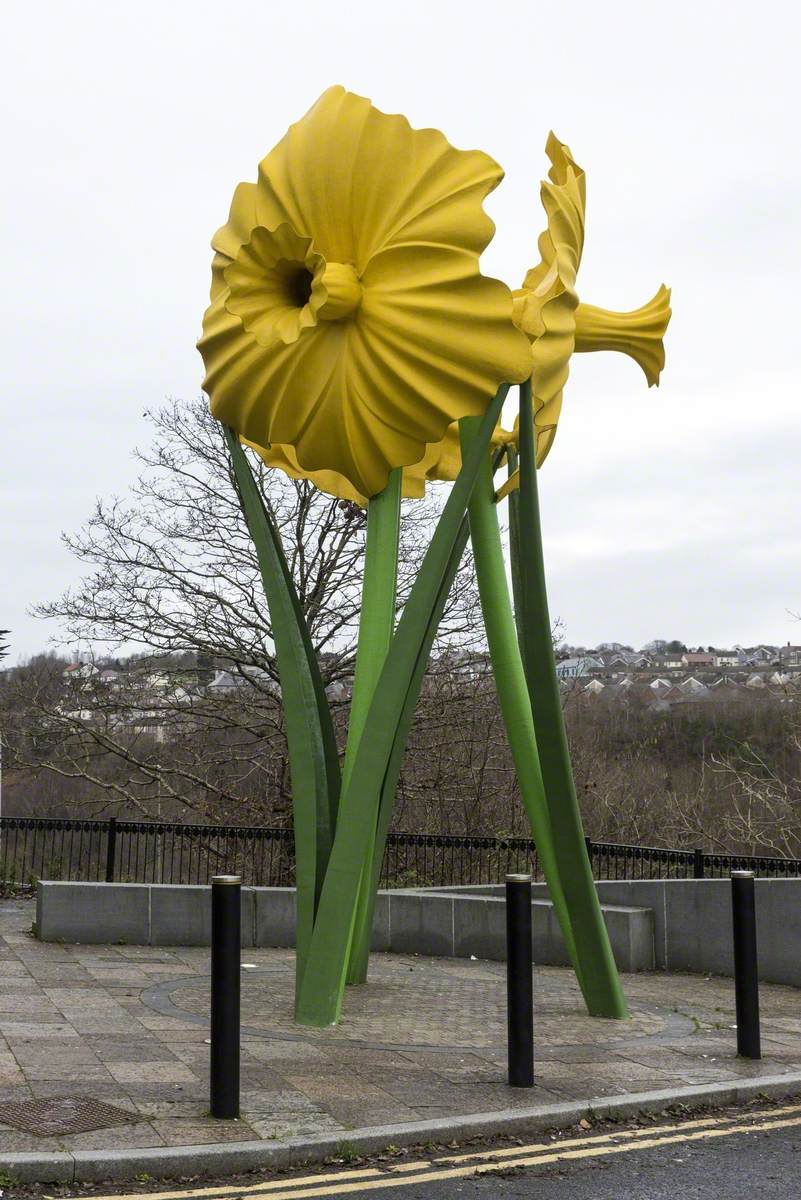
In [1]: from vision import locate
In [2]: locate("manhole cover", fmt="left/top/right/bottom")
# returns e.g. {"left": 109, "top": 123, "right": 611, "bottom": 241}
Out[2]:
{"left": 0, "top": 1096, "right": 138, "bottom": 1136}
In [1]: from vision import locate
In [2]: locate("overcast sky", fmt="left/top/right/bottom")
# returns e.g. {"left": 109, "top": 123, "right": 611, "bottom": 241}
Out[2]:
{"left": 2, "top": 0, "right": 799, "bottom": 661}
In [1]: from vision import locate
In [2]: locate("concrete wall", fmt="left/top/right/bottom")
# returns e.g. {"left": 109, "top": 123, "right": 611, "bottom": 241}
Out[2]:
{"left": 35, "top": 881, "right": 652, "bottom": 973}
{"left": 588, "top": 879, "right": 801, "bottom": 987}
{"left": 37, "top": 878, "right": 801, "bottom": 985}
{"left": 418, "top": 880, "right": 801, "bottom": 987}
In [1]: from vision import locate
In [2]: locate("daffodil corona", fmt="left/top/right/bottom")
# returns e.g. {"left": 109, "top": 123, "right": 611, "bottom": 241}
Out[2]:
{"left": 199, "top": 86, "right": 531, "bottom": 502}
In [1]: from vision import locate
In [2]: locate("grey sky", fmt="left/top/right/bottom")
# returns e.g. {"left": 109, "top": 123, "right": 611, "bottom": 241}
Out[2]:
{"left": 1, "top": 0, "right": 799, "bottom": 660}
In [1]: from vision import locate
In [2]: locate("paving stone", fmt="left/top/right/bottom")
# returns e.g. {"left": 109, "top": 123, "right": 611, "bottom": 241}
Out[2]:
{"left": 87, "top": 1040, "right": 183, "bottom": 1063}
{"left": 0, "top": 994, "right": 62, "bottom": 1013}
{"left": 0, "top": 1125, "right": 66, "bottom": 1151}
{"left": 150, "top": 1118, "right": 257, "bottom": 1145}
{"left": 28, "top": 1080, "right": 136, "bottom": 1104}
{"left": 3, "top": 895, "right": 801, "bottom": 1157}
{"left": 106, "top": 1062, "right": 199, "bottom": 1084}
{"left": 132, "top": 1099, "right": 209, "bottom": 1119}
{"left": 248, "top": 1114, "right": 346, "bottom": 1140}
{"left": 57, "top": 1122, "right": 166, "bottom": 1151}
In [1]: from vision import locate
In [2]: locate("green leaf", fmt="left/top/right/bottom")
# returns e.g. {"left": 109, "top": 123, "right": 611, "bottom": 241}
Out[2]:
{"left": 344, "top": 469, "right": 402, "bottom": 984}
{"left": 295, "top": 386, "right": 509, "bottom": 1026}
{"left": 347, "top": 509, "right": 471, "bottom": 984}
{"left": 459, "top": 416, "right": 579, "bottom": 974}
{"left": 223, "top": 427, "right": 340, "bottom": 994}
{"left": 506, "top": 444, "right": 525, "bottom": 649}
{"left": 515, "top": 382, "right": 628, "bottom": 1019}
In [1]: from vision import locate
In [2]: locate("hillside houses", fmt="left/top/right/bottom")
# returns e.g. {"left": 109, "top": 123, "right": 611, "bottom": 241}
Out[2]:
{"left": 554, "top": 641, "right": 801, "bottom": 711}
{"left": 43, "top": 638, "right": 801, "bottom": 731}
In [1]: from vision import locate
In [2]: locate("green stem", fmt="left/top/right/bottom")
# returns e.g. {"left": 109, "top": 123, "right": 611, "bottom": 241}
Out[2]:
{"left": 344, "top": 470, "right": 402, "bottom": 985}
{"left": 506, "top": 445, "right": 525, "bottom": 650}
{"left": 295, "top": 387, "right": 508, "bottom": 1027}
{"left": 349, "top": 512, "right": 472, "bottom": 988}
{"left": 459, "top": 418, "right": 579, "bottom": 975}
{"left": 515, "top": 381, "right": 629, "bottom": 1019}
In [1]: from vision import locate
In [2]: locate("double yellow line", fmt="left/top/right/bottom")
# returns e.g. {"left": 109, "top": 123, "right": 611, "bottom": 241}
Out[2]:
{"left": 87, "top": 1103, "right": 801, "bottom": 1200}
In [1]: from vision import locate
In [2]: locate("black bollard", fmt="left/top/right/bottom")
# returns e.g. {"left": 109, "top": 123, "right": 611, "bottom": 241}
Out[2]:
{"left": 210, "top": 874, "right": 241, "bottom": 1117}
{"left": 506, "top": 873, "right": 534, "bottom": 1087}
{"left": 731, "top": 870, "right": 761, "bottom": 1059}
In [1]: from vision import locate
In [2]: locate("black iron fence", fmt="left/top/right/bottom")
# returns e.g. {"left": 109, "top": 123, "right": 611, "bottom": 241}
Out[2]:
{"left": 2, "top": 815, "right": 801, "bottom": 890}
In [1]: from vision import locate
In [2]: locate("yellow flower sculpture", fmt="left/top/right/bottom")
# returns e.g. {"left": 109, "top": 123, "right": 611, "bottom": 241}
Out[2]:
{"left": 512, "top": 133, "right": 672, "bottom": 467}
{"left": 198, "top": 86, "right": 532, "bottom": 500}
{"left": 244, "top": 436, "right": 462, "bottom": 508}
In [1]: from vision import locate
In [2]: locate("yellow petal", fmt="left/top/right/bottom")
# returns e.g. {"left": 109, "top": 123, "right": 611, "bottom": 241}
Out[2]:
{"left": 245, "top": 437, "right": 448, "bottom": 509}
{"left": 513, "top": 133, "right": 586, "bottom": 466}
{"left": 198, "top": 87, "right": 531, "bottom": 499}
{"left": 515, "top": 135, "right": 670, "bottom": 467}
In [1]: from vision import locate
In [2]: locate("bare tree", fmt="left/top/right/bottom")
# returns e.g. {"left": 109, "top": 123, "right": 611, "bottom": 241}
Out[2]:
{"left": 0, "top": 397, "right": 487, "bottom": 824}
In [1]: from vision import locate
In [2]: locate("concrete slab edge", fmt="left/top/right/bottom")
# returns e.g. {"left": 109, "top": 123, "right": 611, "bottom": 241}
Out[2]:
{"left": 5, "top": 1073, "right": 801, "bottom": 1184}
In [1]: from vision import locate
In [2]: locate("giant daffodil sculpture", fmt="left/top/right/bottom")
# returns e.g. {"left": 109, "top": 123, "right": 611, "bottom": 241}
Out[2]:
{"left": 199, "top": 86, "right": 670, "bottom": 1027}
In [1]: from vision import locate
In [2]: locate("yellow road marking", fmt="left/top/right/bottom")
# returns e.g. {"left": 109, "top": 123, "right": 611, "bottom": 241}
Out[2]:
{"left": 234, "top": 1113, "right": 801, "bottom": 1198}
{"left": 85, "top": 1103, "right": 801, "bottom": 1200}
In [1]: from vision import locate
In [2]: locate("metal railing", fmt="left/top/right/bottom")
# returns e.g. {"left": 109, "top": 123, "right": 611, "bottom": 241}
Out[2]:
{"left": 2, "top": 815, "right": 801, "bottom": 890}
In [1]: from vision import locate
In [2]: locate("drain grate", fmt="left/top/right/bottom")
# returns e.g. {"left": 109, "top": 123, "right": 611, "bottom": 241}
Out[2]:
{"left": 0, "top": 1096, "right": 139, "bottom": 1136}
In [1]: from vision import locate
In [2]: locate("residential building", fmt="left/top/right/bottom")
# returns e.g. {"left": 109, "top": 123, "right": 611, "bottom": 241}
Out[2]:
{"left": 681, "top": 652, "right": 715, "bottom": 669}
{"left": 555, "top": 655, "right": 605, "bottom": 679}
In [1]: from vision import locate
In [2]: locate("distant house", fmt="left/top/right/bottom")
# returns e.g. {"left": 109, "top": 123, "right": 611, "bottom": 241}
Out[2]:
{"left": 711, "top": 649, "right": 739, "bottom": 668}
{"left": 583, "top": 678, "right": 605, "bottom": 695}
{"left": 681, "top": 652, "right": 715, "bottom": 669}
{"left": 747, "top": 646, "right": 777, "bottom": 665}
{"left": 680, "top": 676, "right": 708, "bottom": 695}
{"left": 555, "top": 655, "right": 604, "bottom": 679}
{"left": 780, "top": 645, "right": 801, "bottom": 668}
{"left": 746, "top": 673, "right": 767, "bottom": 689}
{"left": 604, "top": 654, "right": 633, "bottom": 671}
{"left": 207, "top": 670, "right": 239, "bottom": 692}
{"left": 62, "top": 662, "right": 99, "bottom": 681}
{"left": 650, "top": 654, "right": 679, "bottom": 672}
{"left": 145, "top": 672, "right": 173, "bottom": 690}
{"left": 649, "top": 677, "right": 672, "bottom": 693}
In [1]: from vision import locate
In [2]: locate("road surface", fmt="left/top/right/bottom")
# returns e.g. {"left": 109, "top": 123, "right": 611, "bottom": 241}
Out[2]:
{"left": 59, "top": 1102, "right": 801, "bottom": 1199}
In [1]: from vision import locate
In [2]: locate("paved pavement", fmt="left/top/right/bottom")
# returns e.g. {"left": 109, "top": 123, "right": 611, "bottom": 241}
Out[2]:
{"left": 2, "top": 896, "right": 801, "bottom": 1159}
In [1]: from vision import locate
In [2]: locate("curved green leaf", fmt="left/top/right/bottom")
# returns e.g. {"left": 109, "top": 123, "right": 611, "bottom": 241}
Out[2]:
{"left": 295, "top": 386, "right": 509, "bottom": 1026}
{"left": 459, "top": 415, "right": 579, "bottom": 976}
{"left": 515, "top": 382, "right": 628, "bottom": 1019}
{"left": 223, "top": 427, "right": 340, "bottom": 995}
